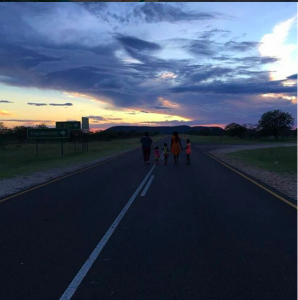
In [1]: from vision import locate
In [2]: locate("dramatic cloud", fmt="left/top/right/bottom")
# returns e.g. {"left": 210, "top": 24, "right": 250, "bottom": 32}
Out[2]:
{"left": 169, "top": 78, "right": 296, "bottom": 95}
{"left": 196, "top": 28, "right": 231, "bottom": 39}
{"left": 27, "top": 102, "right": 73, "bottom": 107}
{"left": 133, "top": 3, "right": 218, "bottom": 23}
{"left": 259, "top": 16, "right": 297, "bottom": 80}
{"left": 86, "top": 115, "right": 123, "bottom": 123}
{"left": 27, "top": 103, "right": 47, "bottom": 106}
{"left": 185, "top": 39, "right": 262, "bottom": 58}
{"left": 153, "top": 105, "right": 173, "bottom": 110}
{"left": 0, "top": 100, "right": 13, "bottom": 103}
{"left": 189, "top": 67, "right": 233, "bottom": 83}
{"left": 213, "top": 56, "right": 279, "bottom": 65}
{"left": 116, "top": 35, "right": 161, "bottom": 52}
{"left": 0, "top": 3, "right": 296, "bottom": 128}
{"left": 0, "top": 119, "right": 52, "bottom": 123}
{"left": 224, "top": 41, "right": 260, "bottom": 52}
{"left": 49, "top": 103, "right": 73, "bottom": 106}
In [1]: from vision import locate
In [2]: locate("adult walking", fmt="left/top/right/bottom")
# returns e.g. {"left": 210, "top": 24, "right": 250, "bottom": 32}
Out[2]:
{"left": 171, "top": 131, "right": 183, "bottom": 165}
{"left": 140, "top": 131, "right": 153, "bottom": 165}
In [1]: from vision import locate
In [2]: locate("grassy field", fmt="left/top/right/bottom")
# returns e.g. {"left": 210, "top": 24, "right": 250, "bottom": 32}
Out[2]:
{"left": 180, "top": 134, "right": 297, "bottom": 144}
{"left": 228, "top": 146, "right": 297, "bottom": 174}
{"left": 0, "top": 135, "right": 167, "bottom": 179}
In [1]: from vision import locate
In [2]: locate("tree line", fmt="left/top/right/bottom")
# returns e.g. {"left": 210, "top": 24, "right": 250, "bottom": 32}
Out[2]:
{"left": 190, "top": 110, "right": 296, "bottom": 140}
{"left": 0, "top": 109, "right": 296, "bottom": 145}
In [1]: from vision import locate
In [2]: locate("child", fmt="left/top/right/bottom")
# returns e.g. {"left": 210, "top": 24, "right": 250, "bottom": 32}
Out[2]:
{"left": 185, "top": 139, "right": 191, "bottom": 165}
{"left": 154, "top": 146, "right": 160, "bottom": 165}
{"left": 163, "top": 143, "right": 169, "bottom": 165}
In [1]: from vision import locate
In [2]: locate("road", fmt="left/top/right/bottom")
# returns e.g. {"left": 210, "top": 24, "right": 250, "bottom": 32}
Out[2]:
{"left": 0, "top": 138, "right": 296, "bottom": 300}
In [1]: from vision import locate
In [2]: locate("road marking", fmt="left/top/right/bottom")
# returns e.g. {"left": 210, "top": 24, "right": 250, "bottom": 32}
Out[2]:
{"left": 59, "top": 164, "right": 156, "bottom": 300}
{"left": 140, "top": 175, "right": 154, "bottom": 196}
{"left": 206, "top": 152, "right": 297, "bottom": 210}
{"left": 0, "top": 148, "right": 141, "bottom": 204}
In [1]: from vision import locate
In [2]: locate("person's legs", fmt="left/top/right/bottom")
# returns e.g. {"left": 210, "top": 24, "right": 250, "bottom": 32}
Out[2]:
{"left": 142, "top": 147, "right": 147, "bottom": 163}
{"left": 187, "top": 154, "right": 190, "bottom": 165}
{"left": 146, "top": 147, "right": 151, "bottom": 164}
{"left": 143, "top": 147, "right": 150, "bottom": 164}
{"left": 173, "top": 155, "right": 177, "bottom": 164}
{"left": 164, "top": 154, "right": 168, "bottom": 165}
{"left": 176, "top": 154, "right": 179, "bottom": 165}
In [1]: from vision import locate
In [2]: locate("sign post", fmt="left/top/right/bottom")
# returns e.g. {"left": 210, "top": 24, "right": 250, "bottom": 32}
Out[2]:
{"left": 28, "top": 128, "right": 69, "bottom": 158}
{"left": 36, "top": 140, "right": 38, "bottom": 158}
{"left": 82, "top": 117, "right": 89, "bottom": 133}
{"left": 82, "top": 117, "right": 89, "bottom": 152}
{"left": 61, "top": 140, "right": 64, "bottom": 158}
{"left": 28, "top": 128, "right": 70, "bottom": 139}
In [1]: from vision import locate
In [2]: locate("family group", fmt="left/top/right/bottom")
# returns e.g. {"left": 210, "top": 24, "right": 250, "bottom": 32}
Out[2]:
{"left": 140, "top": 131, "right": 191, "bottom": 166}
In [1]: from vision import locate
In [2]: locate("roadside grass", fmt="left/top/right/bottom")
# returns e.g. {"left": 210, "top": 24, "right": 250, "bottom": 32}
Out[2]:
{"left": 180, "top": 134, "right": 297, "bottom": 145}
{"left": 228, "top": 146, "right": 297, "bottom": 174}
{"left": 0, "top": 135, "right": 167, "bottom": 179}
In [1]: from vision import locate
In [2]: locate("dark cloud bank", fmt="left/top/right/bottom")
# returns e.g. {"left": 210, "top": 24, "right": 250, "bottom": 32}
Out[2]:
{"left": 0, "top": 3, "right": 296, "bottom": 126}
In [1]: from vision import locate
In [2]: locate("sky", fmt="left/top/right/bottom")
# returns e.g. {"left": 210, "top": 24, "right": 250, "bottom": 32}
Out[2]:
{"left": 0, "top": 2, "right": 297, "bottom": 131}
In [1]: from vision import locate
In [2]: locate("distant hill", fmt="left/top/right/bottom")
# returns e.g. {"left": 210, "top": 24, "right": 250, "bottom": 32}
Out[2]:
{"left": 105, "top": 125, "right": 224, "bottom": 134}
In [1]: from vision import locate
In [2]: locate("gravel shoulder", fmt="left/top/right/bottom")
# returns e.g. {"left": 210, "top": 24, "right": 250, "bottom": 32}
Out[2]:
{"left": 0, "top": 147, "right": 139, "bottom": 200}
{"left": 208, "top": 143, "right": 297, "bottom": 201}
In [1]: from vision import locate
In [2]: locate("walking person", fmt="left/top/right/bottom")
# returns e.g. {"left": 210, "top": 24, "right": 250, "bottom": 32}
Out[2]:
{"left": 184, "top": 138, "right": 191, "bottom": 165}
{"left": 171, "top": 131, "right": 183, "bottom": 165}
{"left": 163, "top": 143, "right": 170, "bottom": 165}
{"left": 154, "top": 146, "right": 160, "bottom": 165}
{"left": 140, "top": 132, "right": 153, "bottom": 165}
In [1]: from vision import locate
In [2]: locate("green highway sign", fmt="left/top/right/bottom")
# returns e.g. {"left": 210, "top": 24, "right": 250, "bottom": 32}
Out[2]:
{"left": 56, "top": 121, "right": 81, "bottom": 130}
{"left": 27, "top": 128, "right": 70, "bottom": 139}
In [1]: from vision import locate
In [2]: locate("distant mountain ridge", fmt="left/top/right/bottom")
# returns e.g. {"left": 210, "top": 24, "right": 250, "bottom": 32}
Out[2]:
{"left": 105, "top": 125, "right": 224, "bottom": 134}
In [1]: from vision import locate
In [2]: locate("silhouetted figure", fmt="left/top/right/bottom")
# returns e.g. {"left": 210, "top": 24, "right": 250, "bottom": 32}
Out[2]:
{"left": 140, "top": 131, "right": 153, "bottom": 165}
{"left": 185, "top": 138, "right": 191, "bottom": 165}
{"left": 154, "top": 146, "right": 160, "bottom": 165}
{"left": 163, "top": 143, "right": 170, "bottom": 165}
{"left": 171, "top": 131, "right": 183, "bottom": 165}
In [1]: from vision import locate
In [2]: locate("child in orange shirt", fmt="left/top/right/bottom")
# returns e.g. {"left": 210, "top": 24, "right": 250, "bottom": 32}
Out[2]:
{"left": 184, "top": 139, "right": 191, "bottom": 165}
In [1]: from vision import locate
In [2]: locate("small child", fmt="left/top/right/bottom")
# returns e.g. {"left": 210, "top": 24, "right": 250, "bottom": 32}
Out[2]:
{"left": 163, "top": 143, "right": 169, "bottom": 165}
{"left": 154, "top": 146, "right": 160, "bottom": 165}
{"left": 185, "top": 139, "right": 191, "bottom": 165}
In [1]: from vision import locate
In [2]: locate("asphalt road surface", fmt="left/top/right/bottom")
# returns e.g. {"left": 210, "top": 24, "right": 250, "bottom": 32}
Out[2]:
{"left": 0, "top": 138, "right": 296, "bottom": 300}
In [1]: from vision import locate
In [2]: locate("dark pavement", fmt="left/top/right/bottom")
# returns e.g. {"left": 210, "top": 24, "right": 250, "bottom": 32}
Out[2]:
{"left": 0, "top": 138, "right": 296, "bottom": 300}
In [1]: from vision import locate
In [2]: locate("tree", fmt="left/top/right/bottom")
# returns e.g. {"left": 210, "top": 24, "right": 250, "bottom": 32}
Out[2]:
{"left": 243, "top": 123, "right": 258, "bottom": 138}
{"left": 13, "top": 126, "right": 29, "bottom": 143}
{"left": 200, "top": 127, "right": 210, "bottom": 136}
{"left": 258, "top": 110, "right": 294, "bottom": 140}
{"left": 225, "top": 123, "right": 247, "bottom": 138}
{"left": 0, "top": 122, "right": 6, "bottom": 134}
{"left": 35, "top": 123, "right": 48, "bottom": 129}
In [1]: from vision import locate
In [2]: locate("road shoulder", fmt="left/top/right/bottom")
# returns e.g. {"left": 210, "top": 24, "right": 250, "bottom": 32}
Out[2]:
{"left": 0, "top": 147, "right": 139, "bottom": 200}
{"left": 207, "top": 144, "right": 297, "bottom": 201}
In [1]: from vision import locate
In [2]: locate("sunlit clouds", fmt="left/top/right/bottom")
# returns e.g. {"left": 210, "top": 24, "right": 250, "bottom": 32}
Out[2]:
{"left": 0, "top": 110, "right": 12, "bottom": 116}
{"left": 0, "top": 3, "right": 296, "bottom": 130}
{"left": 259, "top": 16, "right": 297, "bottom": 81}
{"left": 262, "top": 93, "right": 297, "bottom": 104}
{"left": 159, "top": 71, "right": 177, "bottom": 79}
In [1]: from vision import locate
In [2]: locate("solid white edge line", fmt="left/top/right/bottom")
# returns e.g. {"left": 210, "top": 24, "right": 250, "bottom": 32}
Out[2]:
{"left": 59, "top": 164, "right": 156, "bottom": 300}
{"left": 140, "top": 175, "right": 154, "bottom": 197}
